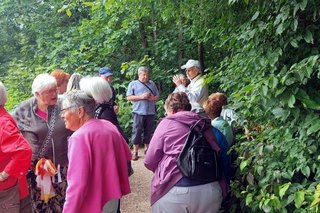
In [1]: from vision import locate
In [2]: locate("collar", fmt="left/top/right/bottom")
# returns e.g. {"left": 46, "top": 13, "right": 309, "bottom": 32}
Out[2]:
{"left": 190, "top": 74, "right": 201, "bottom": 83}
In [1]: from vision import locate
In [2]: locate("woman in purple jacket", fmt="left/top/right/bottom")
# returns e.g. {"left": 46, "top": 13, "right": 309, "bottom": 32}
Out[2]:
{"left": 144, "top": 92, "right": 226, "bottom": 213}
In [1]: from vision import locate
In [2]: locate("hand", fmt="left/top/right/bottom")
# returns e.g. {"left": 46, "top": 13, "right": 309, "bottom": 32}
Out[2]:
{"left": 141, "top": 92, "right": 151, "bottom": 100}
{"left": 0, "top": 171, "right": 9, "bottom": 182}
{"left": 173, "top": 75, "right": 182, "bottom": 86}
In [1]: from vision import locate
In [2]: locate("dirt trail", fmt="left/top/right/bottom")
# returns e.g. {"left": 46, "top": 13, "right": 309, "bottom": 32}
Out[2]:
{"left": 121, "top": 150, "right": 153, "bottom": 213}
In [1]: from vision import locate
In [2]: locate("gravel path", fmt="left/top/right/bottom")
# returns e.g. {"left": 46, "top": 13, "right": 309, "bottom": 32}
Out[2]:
{"left": 121, "top": 150, "right": 153, "bottom": 213}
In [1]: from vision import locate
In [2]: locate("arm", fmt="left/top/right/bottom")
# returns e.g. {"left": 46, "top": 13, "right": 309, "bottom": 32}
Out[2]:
{"left": 127, "top": 92, "right": 152, "bottom": 101}
{"left": 144, "top": 121, "right": 166, "bottom": 172}
{"left": 0, "top": 120, "right": 32, "bottom": 181}
{"left": 63, "top": 135, "right": 91, "bottom": 213}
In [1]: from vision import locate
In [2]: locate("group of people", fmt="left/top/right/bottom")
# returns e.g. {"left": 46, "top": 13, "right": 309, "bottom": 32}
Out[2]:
{"left": 0, "top": 58, "right": 237, "bottom": 213}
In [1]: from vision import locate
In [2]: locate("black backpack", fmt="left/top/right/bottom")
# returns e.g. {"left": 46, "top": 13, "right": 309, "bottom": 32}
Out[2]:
{"left": 169, "top": 118, "right": 223, "bottom": 182}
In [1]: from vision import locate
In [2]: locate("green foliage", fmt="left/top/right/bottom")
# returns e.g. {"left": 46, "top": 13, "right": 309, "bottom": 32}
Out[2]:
{"left": 1, "top": 0, "right": 320, "bottom": 211}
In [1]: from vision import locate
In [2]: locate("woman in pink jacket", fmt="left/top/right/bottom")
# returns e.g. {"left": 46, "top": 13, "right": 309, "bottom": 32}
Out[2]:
{"left": 60, "top": 90, "right": 131, "bottom": 213}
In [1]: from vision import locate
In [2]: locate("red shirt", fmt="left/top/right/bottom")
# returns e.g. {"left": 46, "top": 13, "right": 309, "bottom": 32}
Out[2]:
{"left": 0, "top": 107, "right": 32, "bottom": 199}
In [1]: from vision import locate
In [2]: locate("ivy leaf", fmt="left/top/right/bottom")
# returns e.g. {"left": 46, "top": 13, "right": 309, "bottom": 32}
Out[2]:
{"left": 279, "top": 182, "right": 291, "bottom": 199}
{"left": 294, "top": 191, "right": 305, "bottom": 208}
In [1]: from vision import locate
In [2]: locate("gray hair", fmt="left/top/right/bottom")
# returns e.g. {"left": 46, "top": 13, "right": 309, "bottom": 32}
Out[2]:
{"left": 66, "top": 73, "right": 83, "bottom": 92}
{"left": 79, "top": 76, "right": 112, "bottom": 104}
{"left": 63, "top": 90, "right": 96, "bottom": 118}
{"left": 138, "top": 66, "right": 150, "bottom": 75}
{"left": 32, "top": 73, "right": 57, "bottom": 95}
{"left": 0, "top": 81, "right": 8, "bottom": 106}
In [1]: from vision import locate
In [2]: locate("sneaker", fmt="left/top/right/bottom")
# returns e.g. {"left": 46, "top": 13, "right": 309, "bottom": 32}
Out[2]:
{"left": 132, "top": 152, "right": 138, "bottom": 161}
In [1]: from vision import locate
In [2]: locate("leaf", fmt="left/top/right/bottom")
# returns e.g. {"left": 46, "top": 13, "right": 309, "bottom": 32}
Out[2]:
{"left": 246, "top": 172, "right": 254, "bottom": 185}
{"left": 290, "top": 39, "right": 298, "bottom": 48}
{"left": 83, "top": 2, "right": 94, "bottom": 7}
{"left": 276, "top": 23, "right": 284, "bottom": 35}
{"left": 294, "top": 191, "right": 305, "bottom": 208}
{"left": 287, "top": 95, "right": 295, "bottom": 108}
{"left": 304, "top": 30, "right": 313, "bottom": 44}
{"left": 240, "top": 160, "right": 249, "bottom": 172}
{"left": 300, "top": 0, "right": 308, "bottom": 11}
{"left": 307, "top": 123, "right": 320, "bottom": 135}
{"left": 251, "top": 11, "right": 259, "bottom": 21}
{"left": 246, "top": 193, "right": 253, "bottom": 205}
{"left": 301, "top": 166, "right": 310, "bottom": 177}
{"left": 66, "top": 9, "right": 72, "bottom": 17}
{"left": 279, "top": 182, "right": 291, "bottom": 199}
{"left": 272, "top": 107, "right": 286, "bottom": 118}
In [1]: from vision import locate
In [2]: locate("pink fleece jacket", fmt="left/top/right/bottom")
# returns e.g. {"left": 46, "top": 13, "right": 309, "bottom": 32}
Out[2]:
{"left": 63, "top": 119, "right": 131, "bottom": 213}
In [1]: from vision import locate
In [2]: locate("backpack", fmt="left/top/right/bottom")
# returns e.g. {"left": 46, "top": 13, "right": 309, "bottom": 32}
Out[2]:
{"left": 172, "top": 118, "right": 223, "bottom": 182}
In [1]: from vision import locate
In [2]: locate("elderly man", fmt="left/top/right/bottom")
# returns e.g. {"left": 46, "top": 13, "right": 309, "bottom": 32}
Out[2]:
{"left": 126, "top": 67, "right": 159, "bottom": 160}
{"left": 99, "top": 66, "right": 118, "bottom": 113}
{"left": 173, "top": 59, "right": 208, "bottom": 115}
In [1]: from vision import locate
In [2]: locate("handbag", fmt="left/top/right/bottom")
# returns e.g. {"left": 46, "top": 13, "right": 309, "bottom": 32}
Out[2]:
{"left": 0, "top": 183, "right": 20, "bottom": 213}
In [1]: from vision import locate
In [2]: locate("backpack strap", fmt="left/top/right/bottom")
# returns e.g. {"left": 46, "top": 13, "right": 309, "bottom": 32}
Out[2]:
{"left": 165, "top": 117, "right": 221, "bottom": 153}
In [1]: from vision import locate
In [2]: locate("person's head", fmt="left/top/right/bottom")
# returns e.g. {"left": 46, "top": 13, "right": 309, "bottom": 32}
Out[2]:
{"left": 50, "top": 69, "right": 70, "bottom": 94}
{"left": 60, "top": 90, "right": 96, "bottom": 131}
{"left": 181, "top": 59, "right": 201, "bottom": 80}
{"left": 208, "top": 92, "right": 228, "bottom": 106}
{"left": 203, "top": 97, "right": 223, "bottom": 120}
{"left": 137, "top": 66, "right": 150, "bottom": 83}
{"left": 79, "top": 76, "right": 112, "bottom": 104}
{"left": 66, "top": 73, "right": 83, "bottom": 92}
{"left": 32, "top": 73, "right": 58, "bottom": 106}
{"left": 0, "top": 81, "right": 8, "bottom": 107}
{"left": 99, "top": 67, "right": 113, "bottom": 83}
{"left": 164, "top": 92, "right": 191, "bottom": 115}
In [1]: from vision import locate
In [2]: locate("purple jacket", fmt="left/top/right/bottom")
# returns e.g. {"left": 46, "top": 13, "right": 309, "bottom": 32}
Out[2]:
{"left": 144, "top": 111, "right": 228, "bottom": 205}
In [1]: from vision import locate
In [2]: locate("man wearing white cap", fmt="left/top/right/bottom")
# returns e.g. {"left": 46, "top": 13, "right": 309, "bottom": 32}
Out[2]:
{"left": 173, "top": 59, "right": 209, "bottom": 114}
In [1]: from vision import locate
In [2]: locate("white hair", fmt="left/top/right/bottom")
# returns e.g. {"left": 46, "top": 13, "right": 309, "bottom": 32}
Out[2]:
{"left": 32, "top": 73, "right": 57, "bottom": 95}
{"left": 79, "top": 76, "right": 112, "bottom": 104}
{"left": 138, "top": 66, "right": 150, "bottom": 75}
{"left": 0, "top": 81, "right": 8, "bottom": 106}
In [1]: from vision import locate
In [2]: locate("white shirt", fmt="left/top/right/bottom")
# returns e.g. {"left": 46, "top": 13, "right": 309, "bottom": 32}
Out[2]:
{"left": 176, "top": 74, "right": 208, "bottom": 112}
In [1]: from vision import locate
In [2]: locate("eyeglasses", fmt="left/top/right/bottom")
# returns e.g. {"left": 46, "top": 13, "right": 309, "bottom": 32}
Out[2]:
{"left": 60, "top": 106, "right": 76, "bottom": 116}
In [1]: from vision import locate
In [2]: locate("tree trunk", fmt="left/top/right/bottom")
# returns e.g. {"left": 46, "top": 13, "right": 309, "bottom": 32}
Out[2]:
{"left": 139, "top": 21, "right": 150, "bottom": 56}
{"left": 198, "top": 42, "right": 205, "bottom": 72}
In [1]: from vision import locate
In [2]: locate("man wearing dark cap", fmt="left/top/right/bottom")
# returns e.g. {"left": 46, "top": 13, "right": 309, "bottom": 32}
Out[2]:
{"left": 173, "top": 59, "right": 208, "bottom": 115}
{"left": 99, "top": 66, "right": 118, "bottom": 113}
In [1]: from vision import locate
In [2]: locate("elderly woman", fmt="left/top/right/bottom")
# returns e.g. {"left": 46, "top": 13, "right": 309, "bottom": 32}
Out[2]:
{"left": 50, "top": 69, "right": 70, "bottom": 95}
{"left": 144, "top": 92, "right": 227, "bottom": 213}
{"left": 79, "top": 76, "right": 129, "bottom": 143}
{"left": 203, "top": 95, "right": 234, "bottom": 148}
{"left": 60, "top": 90, "right": 131, "bottom": 213}
{"left": 12, "top": 73, "right": 72, "bottom": 212}
{"left": 0, "top": 81, "right": 32, "bottom": 213}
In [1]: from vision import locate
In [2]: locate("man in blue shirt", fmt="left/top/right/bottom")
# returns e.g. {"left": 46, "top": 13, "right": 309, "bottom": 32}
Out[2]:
{"left": 126, "top": 67, "right": 159, "bottom": 160}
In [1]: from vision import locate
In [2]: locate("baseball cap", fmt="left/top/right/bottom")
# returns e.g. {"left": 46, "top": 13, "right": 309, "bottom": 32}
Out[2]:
{"left": 181, "top": 59, "right": 201, "bottom": 69}
{"left": 99, "top": 67, "right": 113, "bottom": 77}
